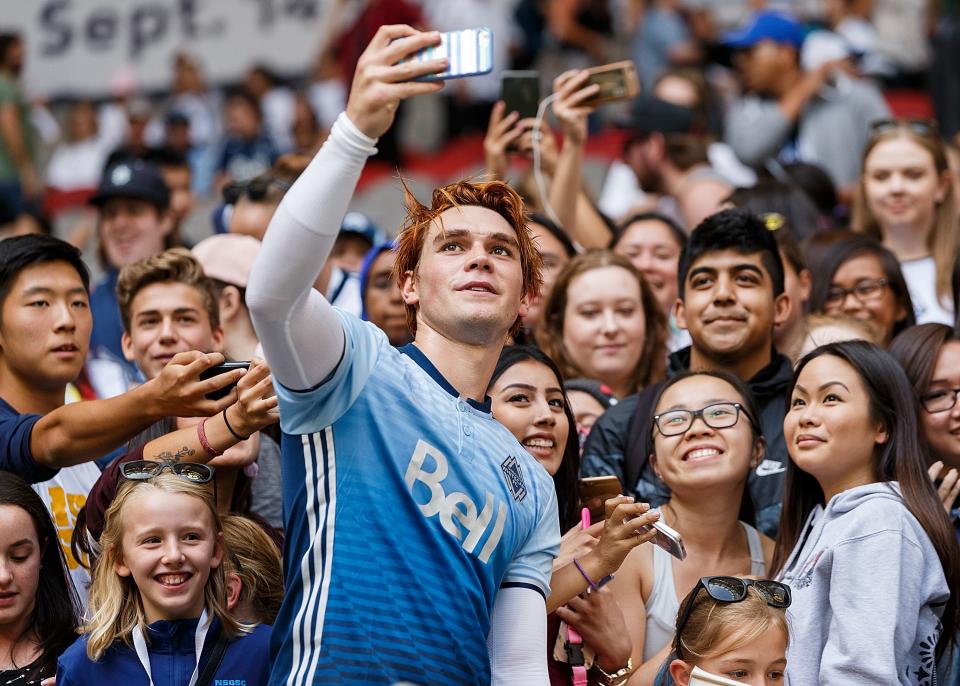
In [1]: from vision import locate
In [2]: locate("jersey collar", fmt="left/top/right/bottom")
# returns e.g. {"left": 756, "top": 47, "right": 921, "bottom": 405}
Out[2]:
{"left": 399, "top": 343, "right": 492, "bottom": 413}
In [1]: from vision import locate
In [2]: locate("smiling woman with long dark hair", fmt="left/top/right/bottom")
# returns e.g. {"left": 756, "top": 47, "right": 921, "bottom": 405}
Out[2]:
{"left": 0, "top": 471, "right": 79, "bottom": 683}
{"left": 488, "top": 345, "right": 660, "bottom": 684}
{"left": 773, "top": 340, "right": 960, "bottom": 684}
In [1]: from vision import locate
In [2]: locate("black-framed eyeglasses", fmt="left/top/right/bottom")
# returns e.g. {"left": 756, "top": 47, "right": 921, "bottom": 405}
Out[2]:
{"left": 675, "top": 576, "right": 792, "bottom": 657}
{"left": 653, "top": 402, "right": 752, "bottom": 437}
{"left": 921, "top": 387, "right": 960, "bottom": 414}
{"left": 824, "top": 278, "right": 890, "bottom": 310}
{"left": 120, "top": 460, "right": 215, "bottom": 483}
{"left": 869, "top": 117, "right": 939, "bottom": 139}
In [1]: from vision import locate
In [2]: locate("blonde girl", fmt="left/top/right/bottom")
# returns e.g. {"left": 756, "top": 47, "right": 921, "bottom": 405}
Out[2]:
{"left": 659, "top": 577, "right": 790, "bottom": 686}
{"left": 56, "top": 470, "right": 271, "bottom": 686}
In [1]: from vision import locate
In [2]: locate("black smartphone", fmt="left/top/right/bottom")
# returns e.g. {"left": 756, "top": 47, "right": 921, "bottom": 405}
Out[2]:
{"left": 199, "top": 361, "right": 250, "bottom": 401}
{"left": 501, "top": 70, "right": 540, "bottom": 120}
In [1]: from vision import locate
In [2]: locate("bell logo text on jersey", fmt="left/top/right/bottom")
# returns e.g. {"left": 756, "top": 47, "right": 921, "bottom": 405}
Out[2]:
{"left": 404, "top": 439, "right": 507, "bottom": 563}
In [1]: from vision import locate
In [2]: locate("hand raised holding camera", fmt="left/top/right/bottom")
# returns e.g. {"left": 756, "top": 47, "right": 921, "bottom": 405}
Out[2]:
{"left": 143, "top": 351, "right": 244, "bottom": 419}
{"left": 346, "top": 25, "right": 448, "bottom": 139}
{"left": 551, "top": 69, "right": 600, "bottom": 147}
{"left": 223, "top": 358, "right": 279, "bottom": 439}
{"left": 483, "top": 102, "right": 523, "bottom": 180}
{"left": 590, "top": 496, "right": 660, "bottom": 577}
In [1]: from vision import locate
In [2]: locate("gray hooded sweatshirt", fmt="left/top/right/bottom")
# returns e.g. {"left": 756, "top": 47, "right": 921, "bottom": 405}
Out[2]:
{"left": 778, "top": 482, "right": 949, "bottom": 685}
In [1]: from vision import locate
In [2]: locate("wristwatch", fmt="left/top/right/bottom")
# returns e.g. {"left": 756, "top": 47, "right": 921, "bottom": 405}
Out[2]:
{"left": 593, "top": 657, "right": 634, "bottom": 685}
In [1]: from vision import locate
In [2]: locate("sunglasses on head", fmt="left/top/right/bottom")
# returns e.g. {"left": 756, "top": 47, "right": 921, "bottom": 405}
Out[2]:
{"left": 869, "top": 118, "right": 939, "bottom": 139}
{"left": 120, "top": 460, "right": 215, "bottom": 484}
{"left": 675, "top": 576, "right": 791, "bottom": 657}
{"left": 245, "top": 175, "right": 292, "bottom": 202}
{"left": 220, "top": 176, "right": 292, "bottom": 205}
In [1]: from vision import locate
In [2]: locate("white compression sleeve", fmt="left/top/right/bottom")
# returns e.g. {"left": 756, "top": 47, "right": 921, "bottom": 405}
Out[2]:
{"left": 487, "top": 587, "right": 550, "bottom": 686}
{"left": 246, "top": 112, "right": 378, "bottom": 390}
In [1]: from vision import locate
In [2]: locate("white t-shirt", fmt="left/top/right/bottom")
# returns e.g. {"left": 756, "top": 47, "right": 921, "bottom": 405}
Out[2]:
{"left": 33, "top": 464, "right": 99, "bottom": 608}
{"left": 900, "top": 255, "right": 954, "bottom": 325}
{"left": 30, "top": 387, "right": 103, "bottom": 609}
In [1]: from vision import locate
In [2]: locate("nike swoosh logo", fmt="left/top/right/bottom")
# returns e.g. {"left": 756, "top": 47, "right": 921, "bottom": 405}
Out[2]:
{"left": 755, "top": 459, "right": 786, "bottom": 476}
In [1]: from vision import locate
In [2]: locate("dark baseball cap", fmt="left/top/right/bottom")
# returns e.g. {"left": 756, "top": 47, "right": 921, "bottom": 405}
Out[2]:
{"left": 626, "top": 96, "right": 696, "bottom": 136}
{"left": 90, "top": 160, "right": 170, "bottom": 210}
{"left": 722, "top": 11, "right": 806, "bottom": 50}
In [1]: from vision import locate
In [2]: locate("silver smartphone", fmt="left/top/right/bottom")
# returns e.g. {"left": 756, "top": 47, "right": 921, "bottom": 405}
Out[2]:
{"left": 636, "top": 517, "right": 686, "bottom": 560}
{"left": 405, "top": 27, "right": 494, "bottom": 81}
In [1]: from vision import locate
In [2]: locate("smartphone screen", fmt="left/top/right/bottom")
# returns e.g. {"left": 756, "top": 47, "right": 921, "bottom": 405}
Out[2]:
{"left": 501, "top": 70, "right": 540, "bottom": 119}
{"left": 407, "top": 28, "right": 494, "bottom": 81}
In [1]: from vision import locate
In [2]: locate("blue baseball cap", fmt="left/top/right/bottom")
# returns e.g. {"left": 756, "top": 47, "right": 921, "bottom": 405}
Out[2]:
{"left": 722, "top": 11, "right": 806, "bottom": 50}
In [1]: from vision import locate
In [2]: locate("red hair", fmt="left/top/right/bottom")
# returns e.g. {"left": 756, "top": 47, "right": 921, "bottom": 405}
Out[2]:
{"left": 392, "top": 178, "right": 543, "bottom": 337}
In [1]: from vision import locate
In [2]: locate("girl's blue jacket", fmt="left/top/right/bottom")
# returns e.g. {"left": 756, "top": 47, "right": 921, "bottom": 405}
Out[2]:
{"left": 56, "top": 616, "right": 271, "bottom": 686}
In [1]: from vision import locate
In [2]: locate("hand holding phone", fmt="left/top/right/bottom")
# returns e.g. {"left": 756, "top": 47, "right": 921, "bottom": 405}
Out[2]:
{"left": 223, "top": 358, "right": 280, "bottom": 438}
{"left": 590, "top": 498, "right": 660, "bottom": 576}
{"left": 551, "top": 69, "right": 599, "bottom": 145}
{"left": 580, "top": 60, "right": 640, "bottom": 107}
{"left": 578, "top": 475, "right": 623, "bottom": 522}
{"left": 403, "top": 28, "right": 494, "bottom": 82}
{"left": 199, "top": 361, "right": 251, "bottom": 401}
{"left": 484, "top": 102, "right": 524, "bottom": 179}
{"left": 346, "top": 25, "right": 447, "bottom": 139}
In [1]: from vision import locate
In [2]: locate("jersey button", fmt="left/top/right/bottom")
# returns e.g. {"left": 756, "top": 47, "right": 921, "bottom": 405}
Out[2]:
{"left": 463, "top": 425, "right": 472, "bottom": 436}
{"left": 457, "top": 400, "right": 467, "bottom": 412}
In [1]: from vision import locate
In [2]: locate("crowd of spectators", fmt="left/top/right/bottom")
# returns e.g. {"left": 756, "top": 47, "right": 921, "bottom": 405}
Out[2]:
{"left": 2, "top": 0, "right": 960, "bottom": 684}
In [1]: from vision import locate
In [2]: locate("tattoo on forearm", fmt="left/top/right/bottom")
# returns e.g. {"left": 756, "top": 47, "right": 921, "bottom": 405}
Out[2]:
{"left": 152, "top": 446, "right": 197, "bottom": 462}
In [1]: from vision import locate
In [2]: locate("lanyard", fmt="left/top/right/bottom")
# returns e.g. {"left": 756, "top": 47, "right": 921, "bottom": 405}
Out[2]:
{"left": 132, "top": 609, "right": 210, "bottom": 686}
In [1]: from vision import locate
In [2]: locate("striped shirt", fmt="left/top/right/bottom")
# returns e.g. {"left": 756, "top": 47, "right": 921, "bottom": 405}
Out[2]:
{"left": 269, "top": 309, "right": 559, "bottom": 685}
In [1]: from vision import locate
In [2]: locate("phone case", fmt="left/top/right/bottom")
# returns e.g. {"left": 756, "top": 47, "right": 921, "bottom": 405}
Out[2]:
{"left": 637, "top": 517, "right": 687, "bottom": 560}
{"left": 582, "top": 60, "right": 640, "bottom": 105}
{"left": 578, "top": 475, "right": 624, "bottom": 521}
{"left": 410, "top": 28, "right": 494, "bottom": 81}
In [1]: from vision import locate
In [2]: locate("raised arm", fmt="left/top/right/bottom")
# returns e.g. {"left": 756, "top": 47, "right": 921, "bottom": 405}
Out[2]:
{"left": 548, "top": 69, "right": 609, "bottom": 248}
{"left": 246, "top": 25, "right": 445, "bottom": 390}
{"left": 29, "top": 351, "right": 244, "bottom": 469}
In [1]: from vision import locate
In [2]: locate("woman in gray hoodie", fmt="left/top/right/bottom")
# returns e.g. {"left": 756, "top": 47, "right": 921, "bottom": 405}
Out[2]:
{"left": 773, "top": 340, "right": 960, "bottom": 685}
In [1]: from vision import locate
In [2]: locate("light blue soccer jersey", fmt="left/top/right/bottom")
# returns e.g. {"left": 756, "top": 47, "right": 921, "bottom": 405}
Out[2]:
{"left": 269, "top": 310, "right": 560, "bottom": 686}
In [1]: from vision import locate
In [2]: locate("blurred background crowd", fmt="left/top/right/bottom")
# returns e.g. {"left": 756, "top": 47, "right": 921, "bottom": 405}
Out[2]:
{"left": 2, "top": 0, "right": 959, "bottom": 247}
